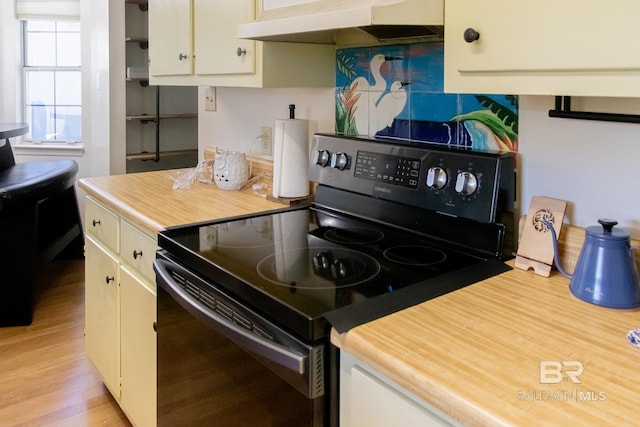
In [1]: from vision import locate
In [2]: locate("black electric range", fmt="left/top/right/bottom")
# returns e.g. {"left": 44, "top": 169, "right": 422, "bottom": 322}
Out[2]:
{"left": 157, "top": 133, "right": 516, "bottom": 342}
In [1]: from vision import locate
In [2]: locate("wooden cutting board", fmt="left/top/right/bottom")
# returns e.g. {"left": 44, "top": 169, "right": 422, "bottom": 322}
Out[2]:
{"left": 515, "top": 195, "right": 567, "bottom": 276}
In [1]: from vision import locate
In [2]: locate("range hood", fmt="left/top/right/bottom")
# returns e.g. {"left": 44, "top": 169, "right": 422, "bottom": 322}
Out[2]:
{"left": 237, "top": 0, "right": 444, "bottom": 45}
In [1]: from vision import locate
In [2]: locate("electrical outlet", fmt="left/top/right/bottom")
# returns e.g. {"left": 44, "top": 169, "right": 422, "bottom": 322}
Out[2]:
{"left": 204, "top": 87, "right": 216, "bottom": 111}
{"left": 260, "top": 126, "right": 273, "bottom": 156}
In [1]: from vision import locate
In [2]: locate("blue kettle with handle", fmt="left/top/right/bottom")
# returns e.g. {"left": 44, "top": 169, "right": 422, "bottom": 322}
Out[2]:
{"left": 544, "top": 218, "right": 640, "bottom": 309}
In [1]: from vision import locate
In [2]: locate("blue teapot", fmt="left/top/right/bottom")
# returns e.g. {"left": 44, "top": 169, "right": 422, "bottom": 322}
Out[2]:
{"left": 544, "top": 218, "right": 640, "bottom": 309}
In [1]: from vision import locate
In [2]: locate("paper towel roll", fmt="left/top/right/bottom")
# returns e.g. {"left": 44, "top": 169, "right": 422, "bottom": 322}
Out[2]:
{"left": 272, "top": 118, "right": 310, "bottom": 198}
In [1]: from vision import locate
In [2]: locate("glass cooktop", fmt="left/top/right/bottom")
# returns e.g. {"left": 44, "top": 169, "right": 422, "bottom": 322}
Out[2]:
{"left": 159, "top": 206, "right": 504, "bottom": 341}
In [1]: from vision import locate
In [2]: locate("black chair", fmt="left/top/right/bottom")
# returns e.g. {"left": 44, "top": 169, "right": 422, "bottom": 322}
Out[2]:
{"left": 0, "top": 133, "right": 83, "bottom": 326}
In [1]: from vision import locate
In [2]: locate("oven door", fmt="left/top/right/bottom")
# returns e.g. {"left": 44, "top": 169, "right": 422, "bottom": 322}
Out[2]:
{"left": 154, "top": 256, "right": 327, "bottom": 427}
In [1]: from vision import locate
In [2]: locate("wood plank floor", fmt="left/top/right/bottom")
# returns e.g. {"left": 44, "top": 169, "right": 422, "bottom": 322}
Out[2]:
{"left": 0, "top": 259, "right": 131, "bottom": 427}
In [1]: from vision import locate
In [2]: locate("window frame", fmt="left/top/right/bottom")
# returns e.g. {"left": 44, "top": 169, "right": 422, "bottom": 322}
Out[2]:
{"left": 20, "top": 18, "right": 83, "bottom": 146}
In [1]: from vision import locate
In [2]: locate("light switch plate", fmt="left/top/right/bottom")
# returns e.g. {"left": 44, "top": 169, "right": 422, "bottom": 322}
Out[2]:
{"left": 204, "top": 87, "right": 216, "bottom": 111}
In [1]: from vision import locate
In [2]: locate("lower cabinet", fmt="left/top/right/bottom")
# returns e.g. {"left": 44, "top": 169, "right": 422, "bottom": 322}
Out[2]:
{"left": 340, "top": 351, "right": 461, "bottom": 427}
{"left": 85, "top": 236, "right": 120, "bottom": 397}
{"left": 84, "top": 196, "right": 157, "bottom": 427}
{"left": 121, "top": 266, "right": 157, "bottom": 427}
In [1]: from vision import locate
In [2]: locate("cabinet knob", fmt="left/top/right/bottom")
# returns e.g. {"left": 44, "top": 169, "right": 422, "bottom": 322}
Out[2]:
{"left": 133, "top": 250, "right": 143, "bottom": 259}
{"left": 153, "top": 321, "right": 157, "bottom": 332}
{"left": 236, "top": 47, "right": 247, "bottom": 57}
{"left": 92, "top": 219, "right": 101, "bottom": 227}
{"left": 463, "top": 28, "right": 480, "bottom": 43}
{"left": 178, "top": 53, "right": 188, "bottom": 61}
{"left": 105, "top": 276, "right": 115, "bottom": 284}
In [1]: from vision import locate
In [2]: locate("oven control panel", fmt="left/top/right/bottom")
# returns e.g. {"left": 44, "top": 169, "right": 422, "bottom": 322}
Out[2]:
{"left": 308, "top": 133, "right": 515, "bottom": 224}
{"left": 353, "top": 151, "right": 421, "bottom": 189}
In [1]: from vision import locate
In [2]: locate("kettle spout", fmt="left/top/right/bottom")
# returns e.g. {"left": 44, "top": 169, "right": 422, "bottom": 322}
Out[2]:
{"left": 541, "top": 219, "right": 573, "bottom": 279}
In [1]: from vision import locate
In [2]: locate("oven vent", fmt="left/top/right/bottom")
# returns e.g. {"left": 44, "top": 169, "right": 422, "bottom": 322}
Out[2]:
{"left": 309, "top": 345, "right": 325, "bottom": 399}
{"left": 199, "top": 291, "right": 216, "bottom": 311}
{"left": 171, "top": 270, "right": 277, "bottom": 343}
{"left": 184, "top": 280, "right": 200, "bottom": 300}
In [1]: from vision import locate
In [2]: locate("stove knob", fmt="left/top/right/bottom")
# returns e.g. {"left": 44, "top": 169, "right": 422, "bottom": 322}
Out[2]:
{"left": 455, "top": 171, "right": 478, "bottom": 196}
{"left": 330, "top": 152, "right": 349, "bottom": 170}
{"left": 313, "top": 252, "right": 330, "bottom": 272}
{"left": 314, "top": 150, "right": 331, "bottom": 167}
{"left": 426, "top": 166, "right": 447, "bottom": 190}
{"left": 331, "top": 259, "right": 347, "bottom": 280}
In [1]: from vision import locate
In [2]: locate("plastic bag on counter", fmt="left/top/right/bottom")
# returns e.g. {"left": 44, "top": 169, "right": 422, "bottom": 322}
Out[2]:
{"left": 170, "top": 159, "right": 215, "bottom": 190}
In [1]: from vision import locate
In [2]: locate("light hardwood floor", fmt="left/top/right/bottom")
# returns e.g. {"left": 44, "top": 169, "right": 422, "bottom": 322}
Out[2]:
{"left": 0, "top": 259, "right": 131, "bottom": 426}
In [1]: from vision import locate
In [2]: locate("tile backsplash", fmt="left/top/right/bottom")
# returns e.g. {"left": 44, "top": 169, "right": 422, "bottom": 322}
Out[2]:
{"left": 336, "top": 42, "right": 518, "bottom": 152}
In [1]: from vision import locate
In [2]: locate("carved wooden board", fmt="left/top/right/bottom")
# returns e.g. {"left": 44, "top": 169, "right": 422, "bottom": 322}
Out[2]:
{"left": 515, "top": 195, "right": 567, "bottom": 276}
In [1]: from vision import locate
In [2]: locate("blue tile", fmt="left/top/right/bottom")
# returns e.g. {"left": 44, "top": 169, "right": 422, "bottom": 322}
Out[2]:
{"left": 334, "top": 42, "right": 519, "bottom": 152}
{"left": 410, "top": 93, "right": 458, "bottom": 122}
{"left": 409, "top": 42, "right": 444, "bottom": 93}
{"left": 336, "top": 47, "right": 371, "bottom": 88}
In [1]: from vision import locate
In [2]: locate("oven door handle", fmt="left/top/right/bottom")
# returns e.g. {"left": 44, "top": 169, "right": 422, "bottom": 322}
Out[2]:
{"left": 154, "top": 258, "right": 308, "bottom": 375}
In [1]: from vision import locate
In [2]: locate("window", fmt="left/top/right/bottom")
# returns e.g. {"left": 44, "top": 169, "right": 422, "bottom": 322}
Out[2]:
{"left": 23, "top": 20, "right": 81, "bottom": 143}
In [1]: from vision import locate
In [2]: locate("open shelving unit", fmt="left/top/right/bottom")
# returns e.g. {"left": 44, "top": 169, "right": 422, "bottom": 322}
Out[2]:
{"left": 124, "top": 0, "right": 198, "bottom": 173}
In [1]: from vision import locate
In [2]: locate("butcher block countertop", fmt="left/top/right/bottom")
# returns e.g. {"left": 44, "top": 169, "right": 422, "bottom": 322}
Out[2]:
{"left": 78, "top": 169, "right": 284, "bottom": 235}
{"left": 331, "top": 262, "right": 640, "bottom": 426}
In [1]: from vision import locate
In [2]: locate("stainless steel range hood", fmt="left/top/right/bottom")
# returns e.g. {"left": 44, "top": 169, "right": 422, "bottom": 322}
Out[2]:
{"left": 237, "top": 0, "right": 444, "bottom": 45}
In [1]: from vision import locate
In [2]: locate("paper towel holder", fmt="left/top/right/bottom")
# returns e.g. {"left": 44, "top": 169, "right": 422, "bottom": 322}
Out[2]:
{"left": 268, "top": 103, "right": 314, "bottom": 206}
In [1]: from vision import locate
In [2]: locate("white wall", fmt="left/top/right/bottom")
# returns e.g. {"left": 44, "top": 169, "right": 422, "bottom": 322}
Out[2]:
{"left": 519, "top": 96, "right": 640, "bottom": 235}
{"left": 82, "top": 0, "right": 122, "bottom": 178}
{"left": 197, "top": 86, "right": 334, "bottom": 156}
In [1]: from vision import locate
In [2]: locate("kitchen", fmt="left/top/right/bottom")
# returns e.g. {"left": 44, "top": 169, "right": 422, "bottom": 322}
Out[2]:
{"left": 2, "top": 0, "right": 640, "bottom": 426}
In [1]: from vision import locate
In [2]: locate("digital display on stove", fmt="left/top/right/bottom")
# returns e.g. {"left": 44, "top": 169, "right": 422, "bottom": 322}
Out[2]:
{"left": 354, "top": 150, "right": 421, "bottom": 189}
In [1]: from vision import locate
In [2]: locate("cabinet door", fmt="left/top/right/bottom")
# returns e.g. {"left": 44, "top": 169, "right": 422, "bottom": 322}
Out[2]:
{"left": 148, "top": 0, "right": 193, "bottom": 76}
{"left": 444, "top": 0, "right": 640, "bottom": 96}
{"left": 85, "top": 236, "right": 120, "bottom": 397}
{"left": 85, "top": 197, "right": 120, "bottom": 253}
{"left": 120, "top": 219, "right": 158, "bottom": 285}
{"left": 120, "top": 266, "right": 157, "bottom": 427}
{"left": 349, "top": 366, "right": 453, "bottom": 427}
{"left": 194, "top": 0, "right": 256, "bottom": 75}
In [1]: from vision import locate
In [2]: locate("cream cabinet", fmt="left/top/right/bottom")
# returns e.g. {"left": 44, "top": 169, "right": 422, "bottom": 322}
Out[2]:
{"left": 120, "top": 266, "right": 157, "bottom": 427}
{"left": 148, "top": 0, "right": 335, "bottom": 87}
{"left": 85, "top": 235, "right": 120, "bottom": 397}
{"left": 340, "top": 351, "right": 461, "bottom": 427}
{"left": 84, "top": 196, "right": 157, "bottom": 427}
{"left": 444, "top": 0, "right": 640, "bottom": 97}
{"left": 147, "top": 0, "right": 193, "bottom": 77}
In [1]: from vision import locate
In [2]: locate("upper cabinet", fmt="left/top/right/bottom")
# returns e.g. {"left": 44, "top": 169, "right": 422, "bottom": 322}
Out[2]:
{"left": 147, "top": 0, "right": 192, "bottom": 76}
{"left": 148, "top": 0, "right": 335, "bottom": 87}
{"left": 444, "top": 0, "right": 640, "bottom": 97}
{"left": 194, "top": 0, "right": 255, "bottom": 75}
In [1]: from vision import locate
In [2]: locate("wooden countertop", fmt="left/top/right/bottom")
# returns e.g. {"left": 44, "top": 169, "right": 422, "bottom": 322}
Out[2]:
{"left": 80, "top": 170, "right": 640, "bottom": 425}
{"left": 332, "top": 262, "right": 640, "bottom": 426}
{"left": 78, "top": 169, "right": 284, "bottom": 235}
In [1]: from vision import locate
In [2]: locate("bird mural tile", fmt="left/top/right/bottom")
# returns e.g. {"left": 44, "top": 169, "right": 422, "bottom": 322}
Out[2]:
{"left": 335, "top": 41, "right": 518, "bottom": 152}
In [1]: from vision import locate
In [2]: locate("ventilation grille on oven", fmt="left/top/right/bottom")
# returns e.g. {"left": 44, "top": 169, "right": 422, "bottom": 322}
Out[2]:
{"left": 310, "top": 345, "right": 325, "bottom": 399}
{"left": 169, "top": 270, "right": 275, "bottom": 342}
